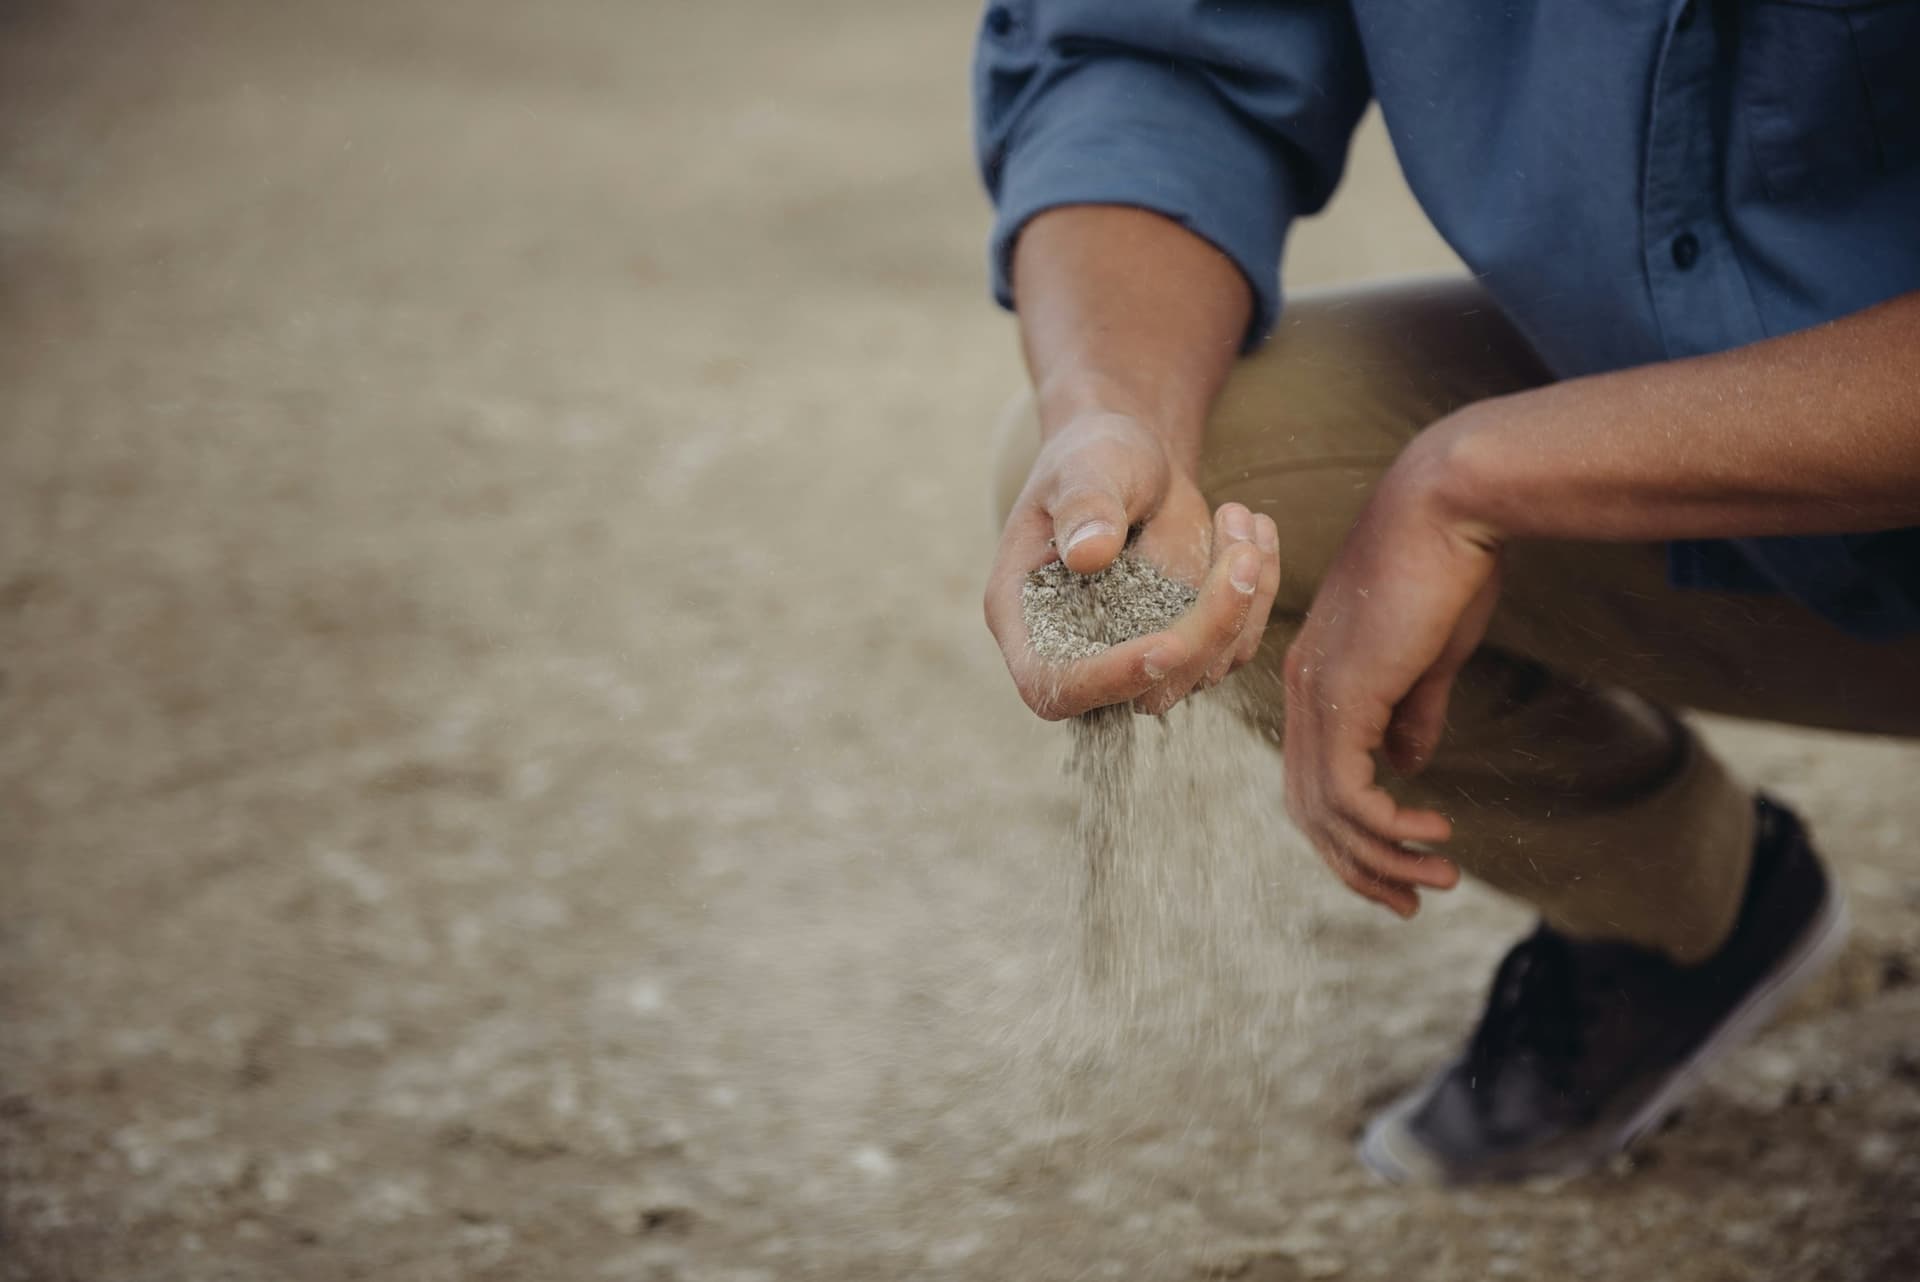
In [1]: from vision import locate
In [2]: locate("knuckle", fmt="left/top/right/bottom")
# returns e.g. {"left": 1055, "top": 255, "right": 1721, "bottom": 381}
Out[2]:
{"left": 1342, "top": 845, "right": 1380, "bottom": 882}
{"left": 1360, "top": 848, "right": 1403, "bottom": 884}
{"left": 1053, "top": 481, "right": 1118, "bottom": 514}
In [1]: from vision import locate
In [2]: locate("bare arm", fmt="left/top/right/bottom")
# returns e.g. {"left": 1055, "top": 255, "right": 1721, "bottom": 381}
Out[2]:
{"left": 984, "top": 206, "right": 1283, "bottom": 718}
{"left": 1014, "top": 206, "right": 1248, "bottom": 481}
{"left": 1284, "top": 289, "right": 1920, "bottom": 919}
{"left": 1421, "top": 290, "right": 1920, "bottom": 543}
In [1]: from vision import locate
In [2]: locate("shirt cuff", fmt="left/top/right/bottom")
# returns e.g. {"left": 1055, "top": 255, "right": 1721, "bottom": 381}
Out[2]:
{"left": 985, "top": 56, "right": 1301, "bottom": 351}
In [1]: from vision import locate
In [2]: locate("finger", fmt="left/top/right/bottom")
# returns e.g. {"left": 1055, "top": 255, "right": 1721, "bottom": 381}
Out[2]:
{"left": 1048, "top": 482, "right": 1130, "bottom": 574}
{"left": 1324, "top": 845, "right": 1421, "bottom": 918}
{"left": 1286, "top": 694, "right": 1452, "bottom": 908}
{"left": 1230, "top": 512, "right": 1282, "bottom": 669}
{"left": 1017, "top": 632, "right": 1188, "bottom": 720}
{"left": 1385, "top": 567, "right": 1500, "bottom": 776}
{"left": 1136, "top": 530, "right": 1258, "bottom": 713}
{"left": 1284, "top": 697, "right": 1409, "bottom": 914}
{"left": 1331, "top": 814, "right": 1461, "bottom": 890}
{"left": 1207, "top": 507, "right": 1278, "bottom": 686}
{"left": 1290, "top": 749, "right": 1430, "bottom": 916}
{"left": 1320, "top": 706, "right": 1456, "bottom": 847}
{"left": 1337, "top": 770, "right": 1456, "bottom": 849}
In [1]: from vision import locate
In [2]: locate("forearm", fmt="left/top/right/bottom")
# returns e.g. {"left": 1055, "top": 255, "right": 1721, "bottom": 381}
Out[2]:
{"left": 1427, "top": 290, "right": 1920, "bottom": 543}
{"left": 1012, "top": 206, "right": 1251, "bottom": 475}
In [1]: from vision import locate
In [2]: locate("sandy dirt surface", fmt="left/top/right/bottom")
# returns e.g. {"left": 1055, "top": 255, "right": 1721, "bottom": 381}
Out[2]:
{"left": 4, "top": 3, "right": 1920, "bottom": 1279}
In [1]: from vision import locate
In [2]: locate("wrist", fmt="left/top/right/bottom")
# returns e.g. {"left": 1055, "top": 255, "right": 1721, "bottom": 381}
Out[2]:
{"left": 1034, "top": 371, "right": 1207, "bottom": 476}
{"left": 1392, "top": 404, "right": 1510, "bottom": 551}
{"left": 1035, "top": 370, "right": 1146, "bottom": 432}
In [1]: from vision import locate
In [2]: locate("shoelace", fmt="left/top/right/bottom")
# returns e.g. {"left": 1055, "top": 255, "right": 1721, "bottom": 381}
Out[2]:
{"left": 1463, "top": 927, "right": 1586, "bottom": 1097}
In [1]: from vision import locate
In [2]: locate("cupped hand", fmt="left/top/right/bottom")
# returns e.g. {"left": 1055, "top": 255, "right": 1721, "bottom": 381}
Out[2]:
{"left": 1280, "top": 439, "right": 1503, "bottom": 917}
{"left": 985, "top": 412, "right": 1281, "bottom": 719}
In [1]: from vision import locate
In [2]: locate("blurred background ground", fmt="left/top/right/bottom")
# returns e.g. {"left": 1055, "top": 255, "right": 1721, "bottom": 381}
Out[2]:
{"left": 3, "top": 2, "right": 1919, "bottom": 1279}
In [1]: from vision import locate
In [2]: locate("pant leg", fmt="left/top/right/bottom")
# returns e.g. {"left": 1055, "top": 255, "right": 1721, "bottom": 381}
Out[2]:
{"left": 991, "top": 276, "right": 1920, "bottom": 963}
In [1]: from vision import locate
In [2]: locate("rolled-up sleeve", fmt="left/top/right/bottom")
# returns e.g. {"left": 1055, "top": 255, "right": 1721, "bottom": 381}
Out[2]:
{"left": 972, "top": 0, "right": 1370, "bottom": 347}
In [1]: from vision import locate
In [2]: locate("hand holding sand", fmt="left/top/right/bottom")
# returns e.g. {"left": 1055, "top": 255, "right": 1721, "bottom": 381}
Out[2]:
{"left": 984, "top": 412, "right": 1280, "bottom": 718}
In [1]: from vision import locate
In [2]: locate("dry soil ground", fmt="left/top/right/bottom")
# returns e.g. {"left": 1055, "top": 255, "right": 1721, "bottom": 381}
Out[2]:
{"left": 4, "top": 3, "right": 1920, "bottom": 1280}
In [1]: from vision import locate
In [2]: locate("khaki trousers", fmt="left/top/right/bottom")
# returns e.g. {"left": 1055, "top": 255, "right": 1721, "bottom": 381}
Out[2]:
{"left": 993, "top": 278, "right": 1920, "bottom": 963}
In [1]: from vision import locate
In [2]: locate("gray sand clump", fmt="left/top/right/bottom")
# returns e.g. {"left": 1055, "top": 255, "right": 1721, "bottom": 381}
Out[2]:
{"left": 1022, "top": 551, "right": 1197, "bottom": 663}
{"left": 1011, "top": 552, "right": 1319, "bottom": 1116}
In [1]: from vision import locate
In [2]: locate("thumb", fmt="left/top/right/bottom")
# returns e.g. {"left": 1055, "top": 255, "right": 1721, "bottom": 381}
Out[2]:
{"left": 1049, "top": 484, "right": 1130, "bottom": 574}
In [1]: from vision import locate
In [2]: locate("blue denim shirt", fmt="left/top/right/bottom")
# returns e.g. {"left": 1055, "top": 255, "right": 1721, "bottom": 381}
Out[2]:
{"left": 973, "top": 0, "right": 1920, "bottom": 638}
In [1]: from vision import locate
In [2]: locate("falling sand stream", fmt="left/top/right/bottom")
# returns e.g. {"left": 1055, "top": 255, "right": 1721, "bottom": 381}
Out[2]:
{"left": 1019, "top": 553, "right": 1318, "bottom": 1112}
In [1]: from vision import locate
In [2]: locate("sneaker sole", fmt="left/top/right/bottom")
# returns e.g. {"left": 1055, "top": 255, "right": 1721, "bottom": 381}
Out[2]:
{"left": 1357, "top": 884, "right": 1852, "bottom": 1186}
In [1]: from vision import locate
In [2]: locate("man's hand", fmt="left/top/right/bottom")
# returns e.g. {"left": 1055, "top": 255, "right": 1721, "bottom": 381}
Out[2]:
{"left": 1281, "top": 436, "right": 1495, "bottom": 917}
{"left": 993, "top": 206, "right": 1265, "bottom": 718}
{"left": 1004, "top": 199, "right": 1920, "bottom": 912}
{"left": 1284, "top": 279, "right": 1920, "bottom": 917}
{"left": 986, "top": 411, "right": 1281, "bottom": 719}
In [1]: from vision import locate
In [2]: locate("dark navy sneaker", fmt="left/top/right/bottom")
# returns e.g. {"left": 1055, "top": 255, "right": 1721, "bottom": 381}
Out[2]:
{"left": 1359, "top": 795, "right": 1849, "bottom": 1185}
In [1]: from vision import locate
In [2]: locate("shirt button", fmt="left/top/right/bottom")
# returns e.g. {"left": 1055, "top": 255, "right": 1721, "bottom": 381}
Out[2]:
{"left": 985, "top": 4, "right": 1015, "bottom": 37}
{"left": 1671, "top": 231, "right": 1701, "bottom": 270}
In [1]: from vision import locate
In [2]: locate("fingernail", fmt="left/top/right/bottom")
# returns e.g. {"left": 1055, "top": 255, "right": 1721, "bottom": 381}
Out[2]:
{"left": 1230, "top": 547, "right": 1258, "bottom": 593}
{"left": 1143, "top": 645, "right": 1179, "bottom": 680}
{"left": 1255, "top": 517, "right": 1278, "bottom": 553}
{"left": 1224, "top": 506, "right": 1254, "bottom": 543}
{"left": 1063, "top": 521, "right": 1117, "bottom": 558}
